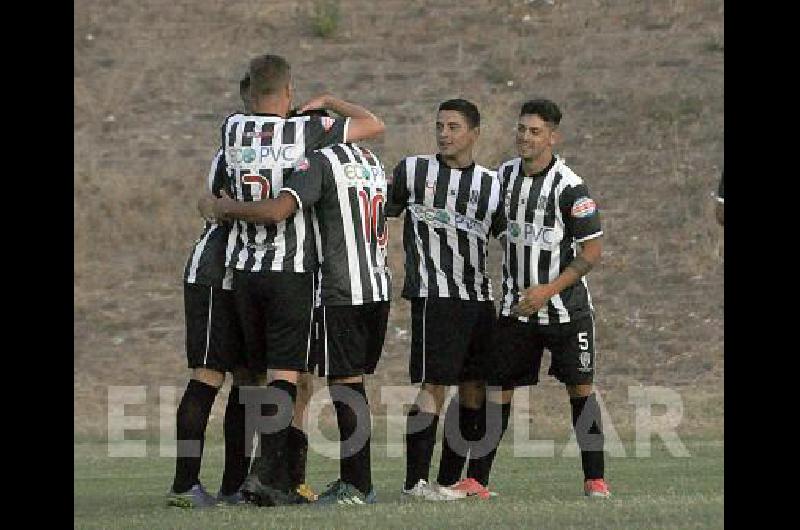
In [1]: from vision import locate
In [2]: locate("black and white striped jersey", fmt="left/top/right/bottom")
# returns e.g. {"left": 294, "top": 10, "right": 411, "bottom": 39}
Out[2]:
{"left": 183, "top": 149, "right": 234, "bottom": 289}
{"left": 498, "top": 155, "right": 602, "bottom": 324}
{"left": 385, "top": 154, "right": 505, "bottom": 301}
{"left": 221, "top": 112, "right": 349, "bottom": 273}
{"left": 282, "top": 143, "right": 392, "bottom": 306}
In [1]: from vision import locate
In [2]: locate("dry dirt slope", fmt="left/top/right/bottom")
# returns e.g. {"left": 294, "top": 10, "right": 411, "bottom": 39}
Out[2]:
{"left": 74, "top": 0, "right": 723, "bottom": 439}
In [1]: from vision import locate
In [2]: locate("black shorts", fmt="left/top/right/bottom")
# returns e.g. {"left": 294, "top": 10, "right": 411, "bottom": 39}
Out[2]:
{"left": 184, "top": 282, "right": 244, "bottom": 372}
{"left": 410, "top": 297, "right": 496, "bottom": 385}
{"left": 489, "top": 314, "right": 596, "bottom": 388}
{"left": 309, "top": 302, "right": 390, "bottom": 378}
{"left": 233, "top": 270, "right": 316, "bottom": 373}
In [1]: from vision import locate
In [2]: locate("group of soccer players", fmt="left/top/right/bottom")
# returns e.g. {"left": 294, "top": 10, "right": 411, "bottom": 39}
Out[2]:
{"left": 167, "top": 52, "right": 610, "bottom": 509}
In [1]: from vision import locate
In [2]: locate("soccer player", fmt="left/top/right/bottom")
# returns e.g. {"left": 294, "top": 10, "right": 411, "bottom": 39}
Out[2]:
{"left": 473, "top": 98, "right": 611, "bottom": 498}
{"left": 208, "top": 54, "right": 385, "bottom": 506}
{"left": 204, "top": 140, "right": 391, "bottom": 506}
{"left": 167, "top": 74, "right": 261, "bottom": 509}
{"left": 384, "top": 99, "right": 506, "bottom": 501}
{"left": 715, "top": 170, "right": 724, "bottom": 226}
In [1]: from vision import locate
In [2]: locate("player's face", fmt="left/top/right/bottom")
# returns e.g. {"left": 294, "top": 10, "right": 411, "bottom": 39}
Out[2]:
{"left": 436, "top": 110, "right": 478, "bottom": 159}
{"left": 516, "top": 114, "right": 557, "bottom": 162}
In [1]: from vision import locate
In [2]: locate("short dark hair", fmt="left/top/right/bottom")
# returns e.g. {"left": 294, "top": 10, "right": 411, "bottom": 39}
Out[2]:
{"left": 248, "top": 54, "right": 291, "bottom": 97}
{"left": 288, "top": 107, "right": 331, "bottom": 119}
{"left": 239, "top": 73, "right": 251, "bottom": 108}
{"left": 520, "top": 99, "right": 562, "bottom": 126}
{"left": 438, "top": 98, "right": 480, "bottom": 129}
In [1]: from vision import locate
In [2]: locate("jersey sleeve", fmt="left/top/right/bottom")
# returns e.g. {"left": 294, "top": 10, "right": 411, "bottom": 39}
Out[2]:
{"left": 281, "top": 152, "right": 328, "bottom": 211}
{"left": 490, "top": 180, "right": 507, "bottom": 239}
{"left": 208, "top": 149, "right": 228, "bottom": 197}
{"left": 304, "top": 116, "right": 350, "bottom": 150}
{"left": 559, "top": 182, "right": 602, "bottom": 242}
{"left": 384, "top": 159, "right": 410, "bottom": 218}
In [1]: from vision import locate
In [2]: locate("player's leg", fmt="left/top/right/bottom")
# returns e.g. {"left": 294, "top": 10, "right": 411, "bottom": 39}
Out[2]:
{"left": 404, "top": 298, "right": 471, "bottom": 500}
{"left": 436, "top": 381, "right": 486, "bottom": 488}
{"left": 436, "top": 380, "right": 488, "bottom": 498}
{"left": 551, "top": 315, "right": 610, "bottom": 498}
{"left": 287, "top": 371, "right": 316, "bottom": 500}
{"left": 198, "top": 284, "right": 254, "bottom": 505}
{"left": 291, "top": 305, "right": 325, "bottom": 500}
{"left": 465, "top": 315, "right": 544, "bottom": 491}
{"left": 438, "top": 300, "right": 494, "bottom": 491}
{"left": 321, "top": 373, "right": 374, "bottom": 502}
{"left": 217, "top": 365, "right": 257, "bottom": 504}
{"left": 168, "top": 283, "right": 228, "bottom": 508}
{"left": 242, "top": 271, "right": 315, "bottom": 505}
{"left": 315, "top": 302, "right": 388, "bottom": 505}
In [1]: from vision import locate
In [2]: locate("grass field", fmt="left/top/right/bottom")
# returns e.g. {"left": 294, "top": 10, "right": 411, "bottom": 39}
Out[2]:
{"left": 74, "top": 438, "right": 723, "bottom": 529}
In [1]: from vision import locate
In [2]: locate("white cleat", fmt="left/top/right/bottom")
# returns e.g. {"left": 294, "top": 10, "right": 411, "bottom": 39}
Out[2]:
{"left": 402, "top": 479, "right": 464, "bottom": 501}
{"left": 433, "top": 482, "right": 470, "bottom": 500}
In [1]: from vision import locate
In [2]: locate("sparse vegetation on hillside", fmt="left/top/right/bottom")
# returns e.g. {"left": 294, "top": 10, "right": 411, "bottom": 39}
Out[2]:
{"left": 74, "top": 0, "right": 724, "bottom": 440}
{"left": 309, "top": 0, "right": 340, "bottom": 38}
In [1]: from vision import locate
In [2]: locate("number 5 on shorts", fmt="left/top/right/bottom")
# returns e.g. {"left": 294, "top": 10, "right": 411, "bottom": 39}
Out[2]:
{"left": 578, "top": 332, "right": 589, "bottom": 351}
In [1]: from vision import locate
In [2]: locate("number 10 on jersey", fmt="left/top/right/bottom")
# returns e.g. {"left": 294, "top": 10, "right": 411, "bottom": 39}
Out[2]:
{"left": 358, "top": 190, "right": 388, "bottom": 246}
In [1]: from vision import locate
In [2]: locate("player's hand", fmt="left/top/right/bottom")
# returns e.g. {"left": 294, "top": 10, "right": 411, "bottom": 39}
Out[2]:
{"left": 512, "top": 285, "right": 556, "bottom": 317}
{"left": 298, "top": 94, "right": 332, "bottom": 113}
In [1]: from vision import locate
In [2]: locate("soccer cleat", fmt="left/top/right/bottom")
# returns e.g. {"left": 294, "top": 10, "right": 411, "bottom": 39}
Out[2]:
{"left": 316, "top": 479, "right": 376, "bottom": 505}
{"left": 445, "top": 478, "right": 492, "bottom": 500}
{"left": 216, "top": 488, "right": 247, "bottom": 506}
{"left": 584, "top": 478, "right": 611, "bottom": 498}
{"left": 295, "top": 483, "right": 319, "bottom": 502}
{"left": 166, "top": 483, "right": 218, "bottom": 508}
{"left": 402, "top": 479, "right": 462, "bottom": 501}
{"left": 240, "top": 475, "right": 311, "bottom": 507}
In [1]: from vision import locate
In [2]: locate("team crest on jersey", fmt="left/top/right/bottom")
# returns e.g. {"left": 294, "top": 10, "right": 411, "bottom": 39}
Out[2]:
{"left": 579, "top": 350, "right": 592, "bottom": 372}
{"left": 571, "top": 197, "right": 597, "bottom": 218}
{"left": 321, "top": 116, "right": 335, "bottom": 132}
{"left": 536, "top": 195, "right": 549, "bottom": 210}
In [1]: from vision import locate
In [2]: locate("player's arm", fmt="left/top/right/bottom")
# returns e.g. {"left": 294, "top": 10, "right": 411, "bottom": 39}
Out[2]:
{"left": 203, "top": 189, "right": 298, "bottom": 225}
{"left": 514, "top": 239, "right": 602, "bottom": 317}
{"left": 200, "top": 154, "right": 326, "bottom": 225}
{"left": 514, "top": 183, "right": 603, "bottom": 317}
{"left": 489, "top": 177, "right": 507, "bottom": 240}
{"left": 384, "top": 160, "right": 410, "bottom": 218}
{"left": 299, "top": 94, "right": 385, "bottom": 141}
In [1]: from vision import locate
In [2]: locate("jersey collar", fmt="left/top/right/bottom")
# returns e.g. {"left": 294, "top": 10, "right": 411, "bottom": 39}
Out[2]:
{"left": 247, "top": 112, "right": 286, "bottom": 118}
{"left": 436, "top": 153, "right": 476, "bottom": 172}
{"left": 522, "top": 155, "right": 558, "bottom": 179}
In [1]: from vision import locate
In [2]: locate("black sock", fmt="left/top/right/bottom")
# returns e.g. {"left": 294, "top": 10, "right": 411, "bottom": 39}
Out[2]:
{"left": 437, "top": 398, "right": 480, "bottom": 486}
{"left": 172, "top": 379, "right": 219, "bottom": 493}
{"left": 571, "top": 393, "right": 605, "bottom": 480}
{"left": 404, "top": 406, "right": 439, "bottom": 490}
{"left": 287, "top": 425, "right": 309, "bottom": 489}
{"left": 467, "top": 401, "right": 511, "bottom": 487}
{"left": 249, "top": 379, "right": 297, "bottom": 491}
{"left": 329, "top": 381, "right": 372, "bottom": 496}
{"left": 219, "top": 386, "right": 251, "bottom": 495}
